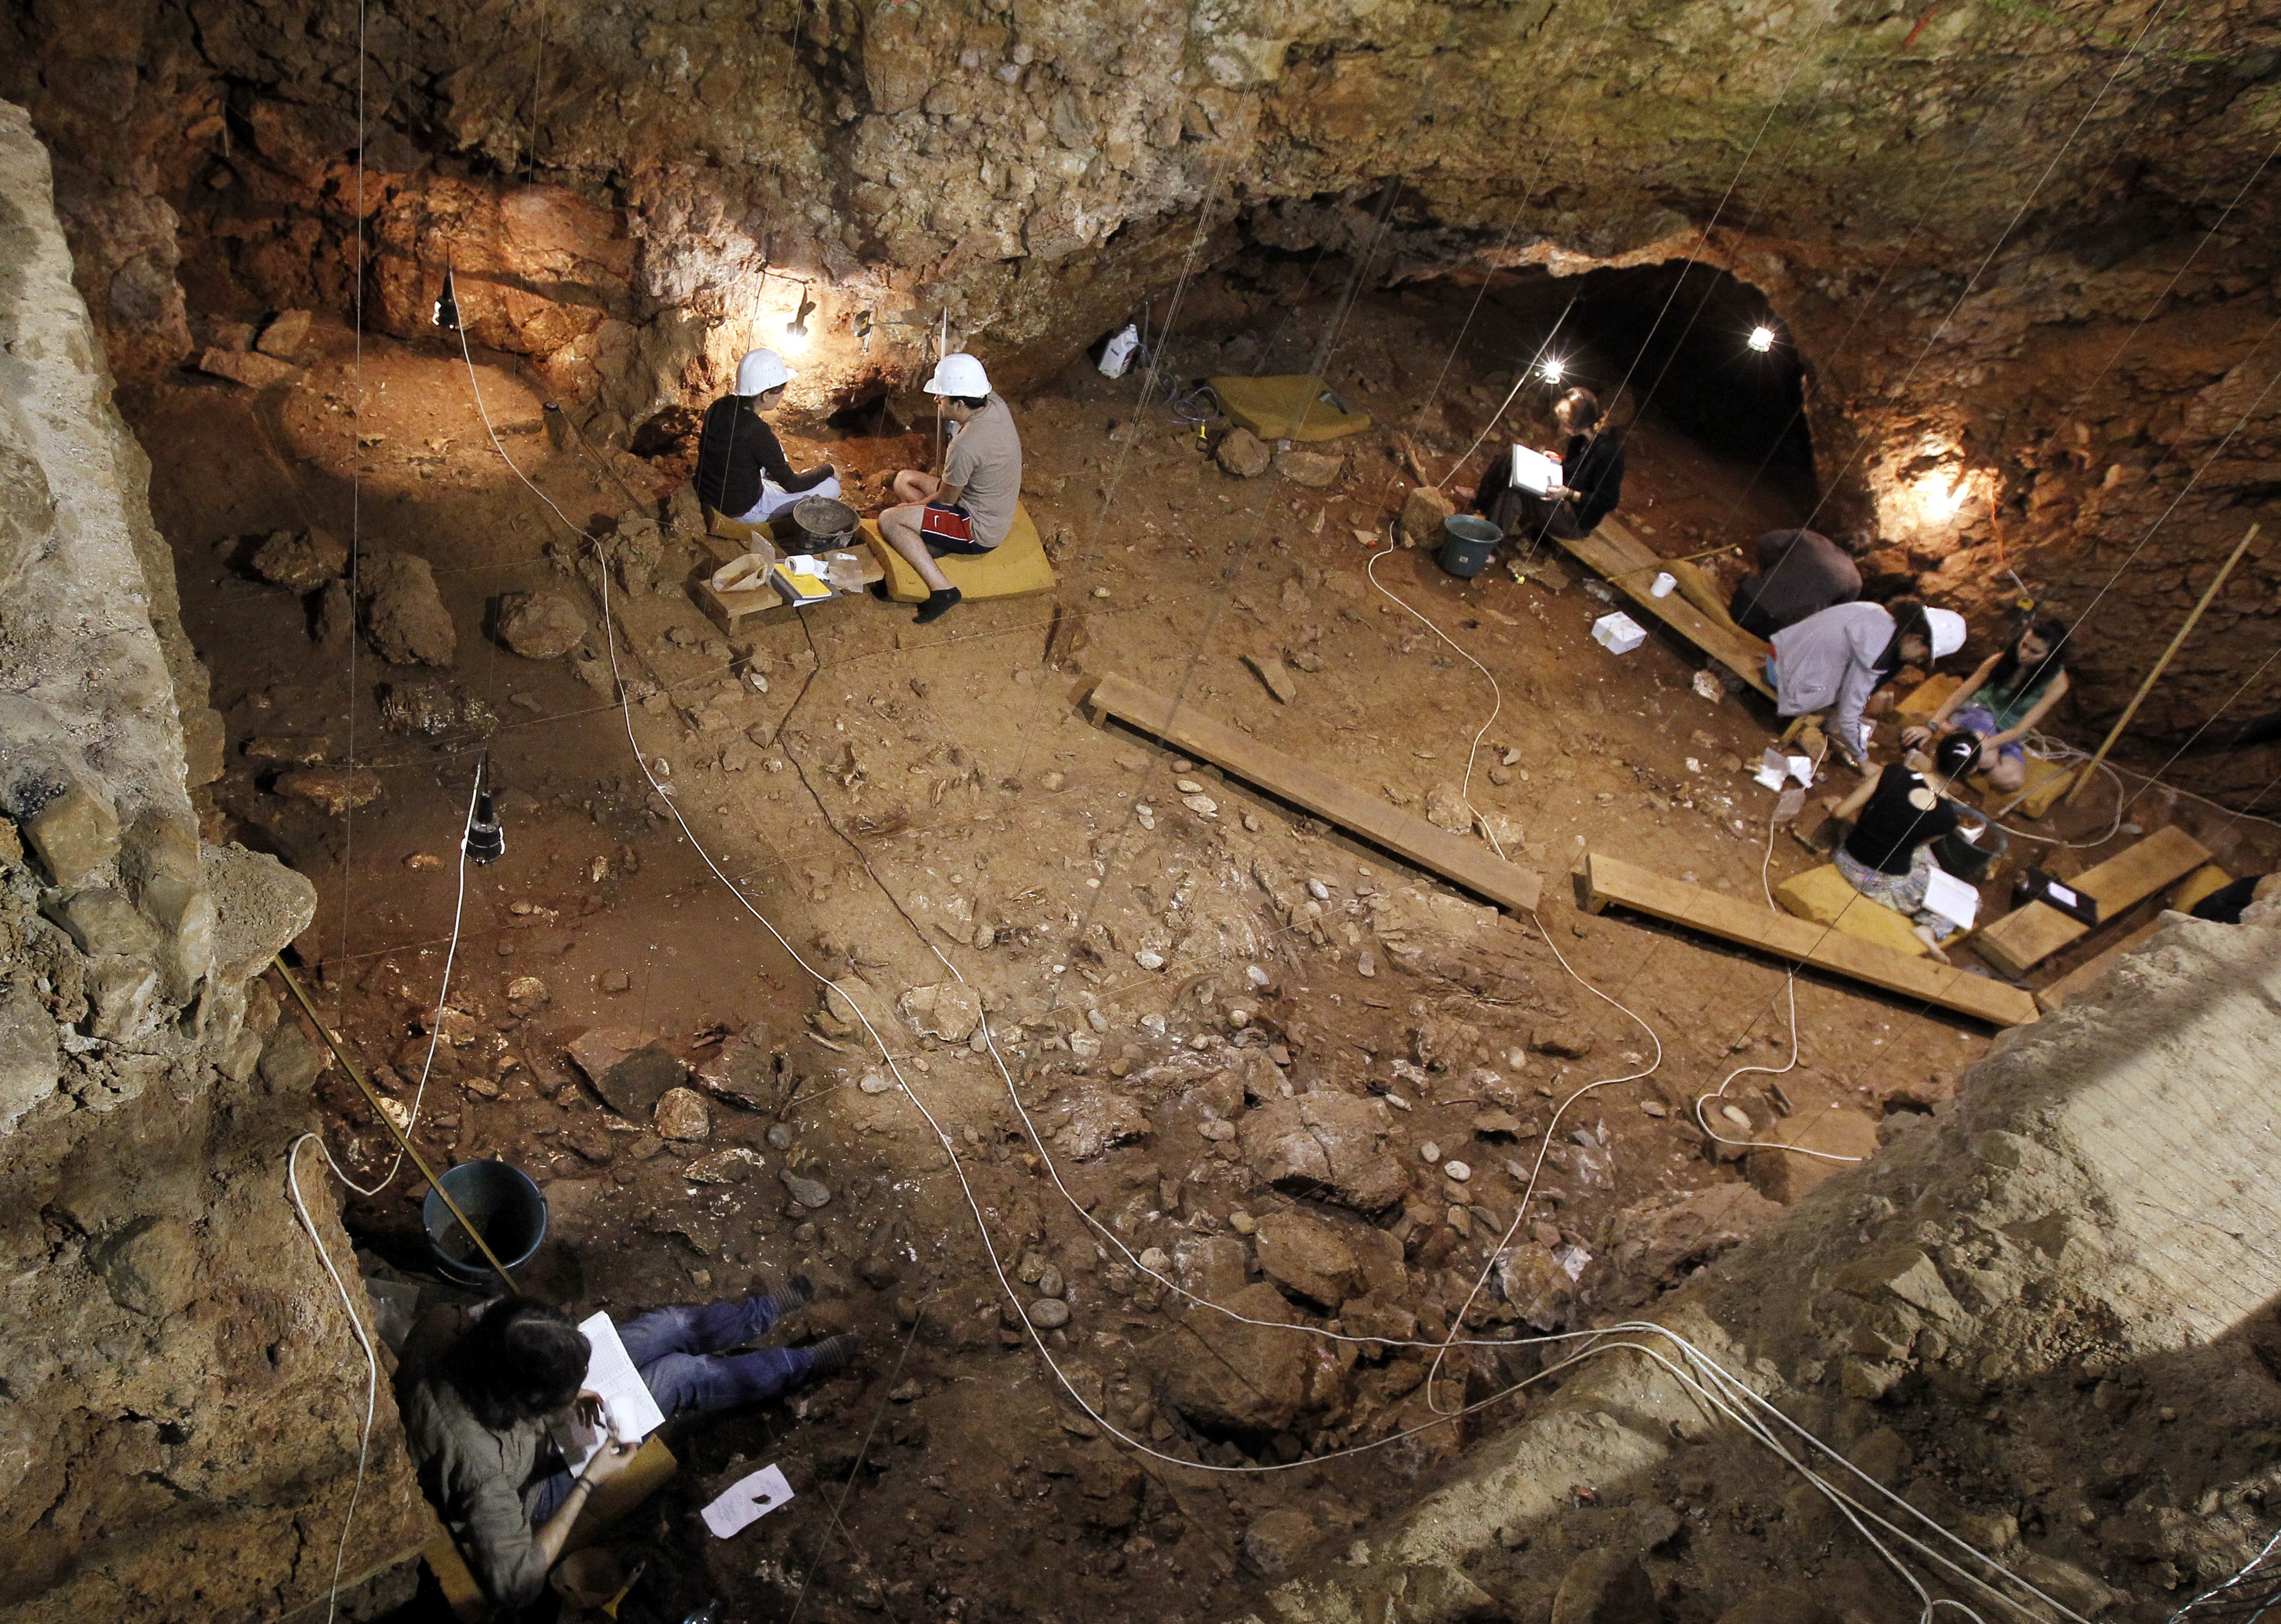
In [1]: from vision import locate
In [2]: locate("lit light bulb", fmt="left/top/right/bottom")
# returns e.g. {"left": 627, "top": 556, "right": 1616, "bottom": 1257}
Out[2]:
{"left": 1747, "top": 325, "right": 1776, "bottom": 353}
{"left": 1539, "top": 356, "right": 1566, "bottom": 384}
{"left": 782, "top": 290, "right": 817, "bottom": 354}
{"left": 1917, "top": 472, "right": 1969, "bottom": 521}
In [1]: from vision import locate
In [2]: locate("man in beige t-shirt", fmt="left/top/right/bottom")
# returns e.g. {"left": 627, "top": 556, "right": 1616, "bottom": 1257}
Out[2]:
{"left": 879, "top": 353, "right": 1024, "bottom": 624}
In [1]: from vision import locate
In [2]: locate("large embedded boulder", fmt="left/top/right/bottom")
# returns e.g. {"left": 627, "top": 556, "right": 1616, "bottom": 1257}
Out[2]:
{"left": 1239, "top": 1092, "right": 1408, "bottom": 1216}
{"left": 361, "top": 551, "right": 457, "bottom": 666}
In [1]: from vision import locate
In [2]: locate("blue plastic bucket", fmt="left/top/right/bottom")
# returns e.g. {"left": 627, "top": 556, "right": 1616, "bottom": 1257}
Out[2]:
{"left": 422, "top": 1159, "right": 548, "bottom": 1285}
{"left": 1438, "top": 514, "right": 1501, "bottom": 579}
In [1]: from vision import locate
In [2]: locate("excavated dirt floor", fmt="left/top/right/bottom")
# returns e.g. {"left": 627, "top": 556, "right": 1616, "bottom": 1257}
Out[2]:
{"left": 127, "top": 283, "right": 2281, "bottom": 1623}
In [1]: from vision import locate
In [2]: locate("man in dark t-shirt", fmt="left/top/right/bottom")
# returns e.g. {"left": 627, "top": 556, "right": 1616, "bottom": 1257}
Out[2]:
{"left": 694, "top": 348, "right": 838, "bottom": 524}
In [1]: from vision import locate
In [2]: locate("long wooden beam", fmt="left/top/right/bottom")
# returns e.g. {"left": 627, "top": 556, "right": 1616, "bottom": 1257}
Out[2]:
{"left": 1548, "top": 519, "right": 1777, "bottom": 700}
{"left": 1086, "top": 673, "right": 1542, "bottom": 914}
{"left": 1577, "top": 851, "right": 2039, "bottom": 1026}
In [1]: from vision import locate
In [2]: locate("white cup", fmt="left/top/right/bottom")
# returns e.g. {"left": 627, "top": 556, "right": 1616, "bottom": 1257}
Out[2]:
{"left": 1650, "top": 572, "right": 1676, "bottom": 598}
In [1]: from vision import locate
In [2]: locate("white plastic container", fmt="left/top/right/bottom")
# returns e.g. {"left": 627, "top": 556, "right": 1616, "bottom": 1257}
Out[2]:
{"left": 1650, "top": 571, "right": 1677, "bottom": 597}
{"left": 1592, "top": 612, "right": 1647, "bottom": 654}
{"left": 1097, "top": 322, "right": 1140, "bottom": 379}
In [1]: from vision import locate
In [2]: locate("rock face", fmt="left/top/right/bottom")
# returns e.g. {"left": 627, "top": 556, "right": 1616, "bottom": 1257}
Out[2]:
{"left": 1744, "top": 1105, "right": 1880, "bottom": 1204}
{"left": 361, "top": 550, "right": 457, "bottom": 665}
{"left": 1253, "top": 1208, "right": 1360, "bottom": 1308}
{"left": 495, "top": 588, "right": 588, "bottom": 658}
{"left": 0, "top": 104, "right": 423, "bottom": 1622}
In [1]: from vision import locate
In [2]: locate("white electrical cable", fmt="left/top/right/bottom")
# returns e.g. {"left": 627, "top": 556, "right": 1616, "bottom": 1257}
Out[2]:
{"left": 1366, "top": 536, "right": 1504, "bottom": 846}
{"left": 307, "top": 769, "right": 481, "bottom": 1197}
{"left": 287, "top": 1134, "right": 380, "bottom": 1624}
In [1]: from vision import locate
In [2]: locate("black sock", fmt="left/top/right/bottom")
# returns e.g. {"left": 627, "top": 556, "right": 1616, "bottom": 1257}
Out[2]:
{"left": 915, "top": 586, "right": 961, "bottom": 624}
{"left": 806, "top": 1332, "right": 859, "bottom": 1377}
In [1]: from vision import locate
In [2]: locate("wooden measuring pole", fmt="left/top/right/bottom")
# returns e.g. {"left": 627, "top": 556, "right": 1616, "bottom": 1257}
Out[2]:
{"left": 2064, "top": 521, "right": 2260, "bottom": 805}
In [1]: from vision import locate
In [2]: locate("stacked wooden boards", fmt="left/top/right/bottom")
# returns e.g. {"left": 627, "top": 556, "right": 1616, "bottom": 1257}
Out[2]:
{"left": 1973, "top": 824, "right": 2211, "bottom": 977}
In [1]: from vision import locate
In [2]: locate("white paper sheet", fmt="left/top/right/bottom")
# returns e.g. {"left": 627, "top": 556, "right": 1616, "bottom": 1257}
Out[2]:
{"left": 1510, "top": 444, "right": 1561, "bottom": 495}
{"left": 550, "top": 1313, "right": 667, "bottom": 1475}
{"left": 1755, "top": 746, "right": 1790, "bottom": 791}
{"left": 1786, "top": 755, "right": 1816, "bottom": 787}
{"left": 700, "top": 1463, "right": 796, "bottom": 1538}
{"left": 1923, "top": 867, "right": 1980, "bottom": 932}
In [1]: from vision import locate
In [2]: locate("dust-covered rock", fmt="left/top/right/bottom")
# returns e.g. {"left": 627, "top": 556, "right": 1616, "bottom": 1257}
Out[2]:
{"left": 495, "top": 589, "right": 589, "bottom": 659}
{"left": 653, "top": 1085, "right": 711, "bottom": 1141}
{"left": 1240, "top": 1092, "right": 1408, "bottom": 1216}
{"left": 361, "top": 551, "right": 458, "bottom": 665}
{"left": 274, "top": 766, "right": 384, "bottom": 816}
{"left": 1215, "top": 426, "right": 1271, "bottom": 477}
{"left": 1253, "top": 1208, "right": 1360, "bottom": 1308}
{"left": 250, "top": 527, "right": 348, "bottom": 591}
{"left": 1745, "top": 1106, "right": 1879, "bottom": 1203}
{"left": 1053, "top": 1084, "right": 1151, "bottom": 1160}
{"left": 1146, "top": 1281, "right": 1312, "bottom": 1434}
{"left": 900, "top": 981, "right": 982, "bottom": 1042}
{"left": 1275, "top": 448, "right": 1343, "bottom": 488}
{"left": 1398, "top": 483, "right": 1458, "bottom": 549}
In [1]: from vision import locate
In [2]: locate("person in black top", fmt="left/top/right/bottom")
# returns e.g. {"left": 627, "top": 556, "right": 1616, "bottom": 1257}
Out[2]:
{"left": 694, "top": 348, "right": 839, "bottom": 524}
{"left": 1472, "top": 387, "right": 1626, "bottom": 546}
{"left": 1729, "top": 528, "right": 1862, "bottom": 637}
{"left": 1825, "top": 731, "right": 1982, "bottom": 960}
{"left": 2189, "top": 873, "right": 2279, "bottom": 924}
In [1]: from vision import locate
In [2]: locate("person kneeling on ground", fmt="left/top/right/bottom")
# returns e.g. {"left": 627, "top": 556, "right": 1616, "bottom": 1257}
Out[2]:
{"left": 1472, "top": 386, "right": 1625, "bottom": 548}
{"left": 1728, "top": 527, "right": 1861, "bottom": 638}
{"left": 1824, "top": 730, "right": 1982, "bottom": 961}
{"left": 1902, "top": 618, "right": 2071, "bottom": 793}
{"left": 397, "top": 1286, "right": 855, "bottom": 1609}
{"left": 1768, "top": 600, "right": 1966, "bottom": 768}
{"left": 695, "top": 348, "right": 840, "bottom": 525}
{"left": 878, "top": 352, "right": 1024, "bottom": 625}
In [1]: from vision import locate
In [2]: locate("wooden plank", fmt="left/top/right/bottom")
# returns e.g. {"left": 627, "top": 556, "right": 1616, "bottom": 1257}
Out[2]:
{"left": 2034, "top": 920, "right": 2165, "bottom": 1014}
{"left": 1579, "top": 851, "right": 2039, "bottom": 1026}
{"left": 1087, "top": 674, "right": 1542, "bottom": 913}
{"left": 1548, "top": 519, "right": 1776, "bottom": 699}
{"left": 1972, "top": 824, "right": 2211, "bottom": 977}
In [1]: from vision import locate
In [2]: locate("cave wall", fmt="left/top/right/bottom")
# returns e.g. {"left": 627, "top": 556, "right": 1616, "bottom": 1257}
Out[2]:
{"left": 0, "top": 99, "right": 426, "bottom": 1624}
{"left": 0, "top": 2, "right": 2273, "bottom": 774}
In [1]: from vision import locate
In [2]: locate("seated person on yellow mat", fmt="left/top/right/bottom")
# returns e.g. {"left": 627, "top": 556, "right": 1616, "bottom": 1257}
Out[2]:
{"left": 398, "top": 1288, "right": 855, "bottom": 1608}
{"left": 1470, "top": 386, "right": 1625, "bottom": 546}
{"left": 878, "top": 352, "right": 1023, "bottom": 625}
{"left": 1823, "top": 730, "right": 1981, "bottom": 962}
{"left": 1901, "top": 618, "right": 2071, "bottom": 794}
{"left": 695, "top": 348, "right": 839, "bottom": 525}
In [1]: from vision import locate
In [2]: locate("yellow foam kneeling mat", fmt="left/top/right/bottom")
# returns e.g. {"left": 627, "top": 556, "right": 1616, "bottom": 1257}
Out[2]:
{"left": 1774, "top": 864, "right": 1932, "bottom": 958}
{"left": 1898, "top": 674, "right": 1961, "bottom": 719}
{"left": 1209, "top": 375, "right": 1373, "bottom": 443}
{"left": 1968, "top": 754, "right": 2075, "bottom": 820}
{"left": 865, "top": 503, "right": 1058, "bottom": 604}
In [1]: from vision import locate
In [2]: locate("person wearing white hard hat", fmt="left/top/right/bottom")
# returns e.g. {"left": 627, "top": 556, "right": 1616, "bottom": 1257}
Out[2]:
{"left": 1766, "top": 600, "right": 1965, "bottom": 767}
{"left": 694, "top": 348, "right": 839, "bottom": 526}
{"left": 878, "top": 352, "right": 1024, "bottom": 624}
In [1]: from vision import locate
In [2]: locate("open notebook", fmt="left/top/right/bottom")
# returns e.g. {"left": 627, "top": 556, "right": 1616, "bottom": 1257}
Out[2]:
{"left": 1510, "top": 444, "right": 1561, "bottom": 494}
{"left": 548, "top": 1313, "right": 667, "bottom": 1474}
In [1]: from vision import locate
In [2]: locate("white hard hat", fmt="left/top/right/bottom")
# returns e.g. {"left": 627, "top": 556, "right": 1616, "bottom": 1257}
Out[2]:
{"left": 924, "top": 352, "right": 992, "bottom": 397}
{"left": 736, "top": 348, "right": 794, "bottom": 396}
{"left": 1924, "top": 607, "right": 1966, "bottom": 661}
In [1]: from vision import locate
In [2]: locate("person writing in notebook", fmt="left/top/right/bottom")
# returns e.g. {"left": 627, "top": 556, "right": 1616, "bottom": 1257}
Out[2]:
{"left": 878, "top": 352, "right": 1025, "bottom": 624}
{"left": 694, "top": 348, "right": 840, "bottom": 525}
{"left": 397, "top": 1287, "right": 854, "bottom": 1607}
{"left": 1471, "top": 387, "right": 1625, "bottom": 545}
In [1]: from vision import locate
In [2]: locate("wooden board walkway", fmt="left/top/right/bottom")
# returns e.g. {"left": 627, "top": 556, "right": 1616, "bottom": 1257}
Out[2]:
{"left": 1549, "top": 518, "right": 1776, "bottom": 699}
{"left": 1577, "top": 851, "right": 2040, "bottom": 1026}
{"left": 1086, "top": 674, "right": 1542, "bottom": 914}
{"left": 2033, "top": 920, "right": 2167, "bottom": 1014}
{"left": 1972, "top": 824, "right": 2211, "bottom": 978}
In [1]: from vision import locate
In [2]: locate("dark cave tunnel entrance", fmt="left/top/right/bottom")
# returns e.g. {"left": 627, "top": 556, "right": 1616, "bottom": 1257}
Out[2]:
{"left": 1401, "top": 256, "right": 1820, "bottom": 510}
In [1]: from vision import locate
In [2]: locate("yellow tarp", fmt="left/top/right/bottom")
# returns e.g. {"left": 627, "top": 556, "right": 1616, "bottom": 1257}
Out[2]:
{"left": 1209, "top": 375, "right": 1373, "bottom": 443}
{"left": 1774, "top": 863, "right": 1933, "bottom": 958}
{"left": 865, "top": 503, "right": 1058, "bottom": 604}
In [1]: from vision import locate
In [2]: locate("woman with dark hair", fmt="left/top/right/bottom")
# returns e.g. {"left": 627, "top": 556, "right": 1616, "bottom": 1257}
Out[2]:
{"left": 1903, "top": 619, "right": 2071, "bottom": 792}
{"left": 1472, "top": 387, "right": 1626, "bottom": 545}
{"left": 399, "top": 1287, "right": 855, "bottom": 1607}
{"left": 1825, "top": 730, "right": 1985, "bottom": 960}
{"left": 1768, "top": 600, "right": 1967, "bottom": 767}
